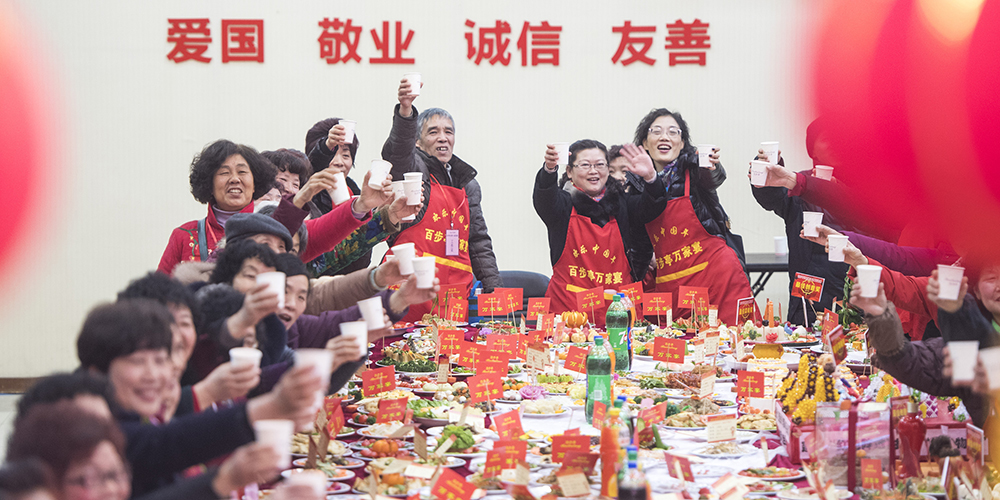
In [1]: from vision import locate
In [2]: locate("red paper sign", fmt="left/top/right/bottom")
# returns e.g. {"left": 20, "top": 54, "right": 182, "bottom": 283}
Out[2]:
{"left": 437, "top": 283, "right": 467, "bottom": 303}
{"left": 653, "top": 337, "right": 686, "bottom": 363}
{"left": 324, "top": 397, "right": 344, "bottom": 438}
{"left": 678, "top": 286, "right": 709, "bottom": 309}
{"left": 494, "top": 410, "right": 524, "bottom": 440}
{"left": 492, "top": 440, "right": 527, "bottom": 468}
{"left": 486, "top": 335, "right": 518, "bottom": 359}
{"left": 563, "top": 346, "right": 588, "bottom": 374}
{"left": 503, "top": 483, "right": 536, "bottom": 500}
{"left": 478, "top": 293, "right": 504, "bottom": 316}
{"left": 496, "top": 288, "right": 524, "bottom": 313}
{"left": 829, "top": 325, "right": 847, "bottom": 364}
{"left": 432, "top": 467, "right": 476, "bottom": 500}
{"left": 439, "top": 329, "right": 464, "bottom": 355}
{"left": 821, "top": 309, "right": 839, "bottom": 347}
{"left": 483, "top": 450, "right": 504, "bottom": 478}
{"left": 447, "top": 300, "right": 469, "bottom": 322}
{"left": 456, "top": 340, "right": 486, "bottom": 368}
{"left": 467, "top": 374, "right": 502, "bottom": 403}
{"left": 377, "top": 397, "right": 408, "bottom": 423}
{"left": 592, "top": 401, "right": 606, "bottom": 430}
{"left": 639, "top": 402, "right": 667, "bottom": 425}
{"left": 618, "top": 282, "right": 643, "bottom": 308}
{"left": 575, "top": 286, "right": 605, "bottom": 312}
{"left": 565, "top": 428, "right": 580, "bottom": 436}
{"left": 520, "top": 331, "right": 546, "bottom": 358}
{"left": 477, "top": 360, "right": 509, "bottom": 377}
{"left": 791, "top": 273, "right": 825, "bottom": 302}
{"left": 736, "top": 371, "right": 765, "bottom": 399}
{"left": 643, "top": 292, "right": 673, "bottom": 316}
{"left": 538, "top": 313, "right": 555, "bottom": 331}
{"left": 561, "top": 452, "right": 599, "bottom": 475}
{"left": 362, "top": 365, "right": 396, "bottom": 396}
{"left": 664, "top": 452, "right": 695, "bottom": 482}
{"left": 551, "top": 434, "right": 590, "bottom": 463}
{"left": 860, "top": 458, "right": 883, "bottom": 489}
{"left": 736, "top": 297, "right": 757, "bottom": 324}
{"left": 527, "top": 297, "right": 550, "bottom": 319}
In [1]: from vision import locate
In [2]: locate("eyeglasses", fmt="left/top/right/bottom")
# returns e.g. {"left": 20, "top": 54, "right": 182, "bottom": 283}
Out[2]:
{"left": 648, "top": 126, "right": 682, "bottom": 138}
{"left": 65, "top": 467, "right": 129, "bottom": 491}
{"left": 572, "top": 162, "right": 609, "bottom": 172}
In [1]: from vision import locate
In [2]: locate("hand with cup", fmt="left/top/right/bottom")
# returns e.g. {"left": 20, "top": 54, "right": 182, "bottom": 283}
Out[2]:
{"left": 411, "top": 256, "right": 436, "bottom": 289}
{"left": 368, "top": 159, "right": 392, "bottom": 189}
{"left": 325, "top": 122, "right": 351, "bottom": 151}
{"left": 942, "top": 344, "right": 986, "bottom": 391}
{"left": 398, "top": 75, "right": 421, "bottom": 117}
{"left": 357, "top": 297, "right": 387, "bottom": 330}
{"left": 759, "top": 142, "right": 781, "bottom": 164}
{"left": 372, "top": 259, "right": 405, "bottom": 289}
{"left": 927, "top": 267, "right": 969, "bottom": 313}
{"left": 552, "top": 143, "right": 570, "bottom": 168}
{"left": 697, "top": 144, "right": 718, "bottom": 169}
{"left": 391, "top": 243, "right": 417, "bottom": 275}
{"left": 543, "top": 144, "right": 560, "bottom": 172}
{"left": 353, "top": 169, "right": 394, "bottom": 213}
{"left": 389, "top": 275, "right": 441, "bottom": 314}
{"left": 798, "top": 224, "right": 868, "bottom": 268}
{"left": 328, "top": 320, "right": 369, "bottom": 370}
{"left": 211, "top": 442, "right": 283, "bottom": 496}
{"left": 194, "top": 360, "right": 261, "bottom": 407}
{"left": 227, "top": 281, "right": 282, "bottom": 344}
{"left": 292, "top": 169, "right": 341, "bottom": 209}
{"left": 849, "top": 281, "right": 887, "bottom": 316}
{"left": 385, "top": 188, "right": 424, "bottom": 225}
{"left": 246, "top": 364, "right": 325, "bottom": 430}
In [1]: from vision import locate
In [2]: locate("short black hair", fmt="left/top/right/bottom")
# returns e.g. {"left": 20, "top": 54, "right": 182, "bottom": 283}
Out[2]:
{"left": 16, "top": 372, "right": 114, "bottom": 426}
{"left": 568, "top": 139, "right": 608, "bottom": 167}
{"left": 305, "top": 118, "right": 359, "bottom": 167}
{"left": 0, "top": 459, "right": 56, "bottom": 499}
{"left": 209, "top": 239, "right": 279, "bottom": 285}
{"left": 255, "top": 204, "right": 308, "bottom": 256}
{"left": 117, "top": 271, "right": 200, "bottom": 327}
{"left": 262, "top": 149, "right": 313, "bottom": 188}
{"left": 633, "top": 108, "right": 695, "bottom": 159}
{"left": 275, "top": 252, "right": 308, "bottom": 279}
{"left": 76, "top": 299, "right": 174, "bottom": 374}
{"left": 188, "top": 139, "right": 277, "bottom": 205}
{"left": 608, "top": 145, "right": 624, "bottom": 160}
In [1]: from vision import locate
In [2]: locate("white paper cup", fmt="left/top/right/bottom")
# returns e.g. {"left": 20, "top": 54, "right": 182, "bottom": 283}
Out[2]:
{"left": 750, "top": 160, "right": 769, "bottom": 187}
{"left": 827, "top": 235, "right": 850, "bottom": 262}
{"left": 391, "top": 182, "right": 417, "bottom": 221}
{"left": 296, "top": 349, "right": 334, "bottom": 386}
{"left": 391, "top": 243, "right": 416, "bottom": 275}
{"left": 403, "top": 72, "right": 421, "bottom": 96}
{"left": 814, "top": 165, "right": 834, "bottom": 180}
{"left": 412, "top": 256, "right": 436, "bottom": 289}
{"left": 698, "top": 144, "right": 716, "bottom": 168}
{"left": 339, "top": 320, "right": 369, "bottom": 359}
{"left": 948, "top": 341, "right": 980, "bottom": 383}
{"left": 402, "top": 179, "right": 421, "bottom": 205}
{"left": 774, "top": 236, "right": 788, "bottom": 256}
{"left": 980, "top": 346, "right": 1000, "bottom": 391}
{"left": 340, "top": 120, "right": 357, "bottom": 144}
{"left": 253, "top": 419, "right": 294, "bottom": 469}
{"left": 256, "top": 271, "right": 286, "bottom": 309}
{"left": 553, "top": 143, "right": 570, "bottom": 167}
{"left": 284, "top": 469, "right": 328, "bottom": 496}
{"left": 802, "top": 211, "right": 824, "bottom": 237}
{"left": 760, "top": 141, "right": 780, "bottom": 164}
{"left": 936, "top": 265, "right": 965, "bottom": 301}
{"left": 329, "top": 171, "right": 351, "bottom": 206}
{"left": 368, "top": 160, "right": 392, "bottom": 189}
{"left": 404, "top": 172, "right": 423, "bottom": 182}
{"left": 855, "top": 265, "right": 883, "bottom": 298}
{"left": 357, "top": 297, "right": 386, "bottom": 330}
{"left": 229, "top": 347, "right": 262, "bottom": 369}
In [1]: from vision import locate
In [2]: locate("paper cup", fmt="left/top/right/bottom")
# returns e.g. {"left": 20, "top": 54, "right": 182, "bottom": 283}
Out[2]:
{"left": 295, "top": 348, "right": 334, "bottom": 380}
{"left": 750, "top": 160, "right": 769, "bottom": 187}
{"left": 402, "top": 179, "right": 421, "bottom": 206}
{"left": 553, "top": 143, "right": 570, "bottom": 167}
{"left": 980, "top": 346, "right": 1000, "bottom": 391}
{"left": 774, "top": 236, "right": 788, "bottom": 256}
{"left": 329, "top": 171, "right": 351, "bottom": 206}
{"left": 256, "top": 271, "right": 286, "bottom": 309}
{"left": 412, "top": 256, "right": 436, "bottom": 289}
{"left": 391, "top": 181, "right": 416, "bottom": 221}
{"left": 698, "top": 144, "right": 716, "bottom": 168}
{"left": 391, "top": 243, "right": 416, "bottom": 275}
{"left": 802, "top": 211, "right": 824, "bottom": 238}
{"left": 284, "top": 469, "right": 328, "bottom": 496}
{"left": 948, "top": 341, "right": 980, "bottom": 383}
{"left": 339, "top": 320, "right": 369, "bottom": 359}
{"left": 936, "top": 265, "right": 965, "bottom": 301}
{"left": 253, "top": 419, "right": 294, "bottom": 469}
{"left": 814, "top": 165, "right": 834, "bottom": 180}
{"left": 357, "top": 297, "right": 386, "bottom": 330}
{"left": 404, "top": 172, "right": 423, "bottom": 182}
{"left": 760, "top": 141, "right": 780, "bottom": 164}
{"left": 855, "top": 265, "right": 883, "bottom": 298}
{"left": 340, "top": 120, "right": 357, "bottom": 144}
{"left": 827, "top": 235, "right": 850, "bottom": 262}
{"left": 368, "top": 160, "right": 392, "bottom": 189}
{"left": 403, "top": 72, "right": 421, "bottom": 96}
{"left": 229, "top": 347, "right": 262, "bottom": 369}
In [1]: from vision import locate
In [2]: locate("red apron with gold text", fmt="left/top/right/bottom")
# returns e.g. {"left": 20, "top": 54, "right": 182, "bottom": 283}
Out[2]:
{"left": 645, "top": 171, "right": 752, "bottom": 326}
{"left": 387, "top": 175, "right": 474, "bottom": 323}
{"left": 546, "top": 207, "right": 633, "bottom": 328}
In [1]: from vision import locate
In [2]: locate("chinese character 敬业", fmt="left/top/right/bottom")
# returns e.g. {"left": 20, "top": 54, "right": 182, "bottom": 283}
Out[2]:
{"left": 318, "top": 18, "right": 362, "bottom": 64}
{"left": 370, "top": 21, "right": 415, "bottom": 64}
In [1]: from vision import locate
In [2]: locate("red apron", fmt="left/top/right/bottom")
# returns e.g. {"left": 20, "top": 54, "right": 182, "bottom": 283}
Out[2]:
{"left": 386, "top": 175, "right": 474, "bottom": 323}
{"left": 645, "top": 171, "right": 753, "bottom": 326}
{"left": 546, "top": 207, "right": 633, "bottom": 328}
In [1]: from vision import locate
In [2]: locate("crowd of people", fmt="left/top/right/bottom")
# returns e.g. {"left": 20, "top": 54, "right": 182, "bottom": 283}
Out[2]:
{"left": 1, "top": 77, "right": 997, "bottom": 499}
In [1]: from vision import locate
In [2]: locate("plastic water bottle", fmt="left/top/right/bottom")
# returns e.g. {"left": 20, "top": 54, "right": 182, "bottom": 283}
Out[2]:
{"left": 606, "top": 295, "right": 631, "bottom": 371}
{"left": 586, "top": 336, "right": 612, "bottom": 424}
{"left": 616, "top": 395, "right": 634, "bottom": 441}
{"left": 619, "top": 446, "right": 647, "bottom": 500}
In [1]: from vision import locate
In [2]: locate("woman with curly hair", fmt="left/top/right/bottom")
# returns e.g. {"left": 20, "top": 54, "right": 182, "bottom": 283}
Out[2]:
{"left": 158, "top": 140, "right": 277, "bottom": 275}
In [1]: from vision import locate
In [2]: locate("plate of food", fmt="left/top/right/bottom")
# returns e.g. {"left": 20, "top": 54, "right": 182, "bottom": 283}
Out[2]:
{"left": 745, "top": 481, "right": 795, "bottom": 496}
{"left": 738, "top": 467, "right": 806, "bottom": 481}
{"left": 684, "top": 429, "right": 759, "bottom": 442}
{"left": 661, "top": 412, "right": 706, "bottom": 430}
{"left": 465, "top": 472, "right": 506, "bottom": 495}
{"left": 290, "top": 435, "right": 349, "bottom": 458}
{"left": 292, "top": 456, "right": 366, "bottom": 469}
{"left": 776, "top": 488, "right": 852, "bottom": 500}
{"left": 356, "top": 422, "right": 414, "bottom": 439}
{"left": 737, "top": 413, "right": 778, "bottom": 431}
{"left": 281, "top": 466, "right": 355, "bottom": 482}
{"left": 426, "top": 426, "right": 499, "bottom": 441}
{"left": 690, "top": 442, "right": 758, "bottom": 459}
{"left": 521, "top": 400, "right": 568, "bottom": 417}
{"left": 691, "top": 464, "right": 734, "bottom": 478}
{"left": 430, "top": 425, "right": 491, "bottom": 457}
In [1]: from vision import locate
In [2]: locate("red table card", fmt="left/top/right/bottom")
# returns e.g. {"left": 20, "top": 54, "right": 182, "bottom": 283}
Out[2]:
{"left": 377, "top": 397, "right": 408, "bottom": 423}
{"left": 362, "top": 365, "right": 396, "bottom": 396}
{"left": 821, "top": 309, "right": 839, "bottom": 348}
{"left": 437, "top": 283, "right": 467, "bottom": 302}
{"left": 736, "top": 370, "right": 765, "bottom": 399}
{"left": 538, "top": 314, "right": 555, "bottom": 331}
{"left": 486, "top": 335, "right": 518, "bottom": 359}
{"left": 477, "top": 360, "right": 509, "bottom": 377}
{"left": 860, "top": 458, "right": 883, "bottom": 489}
{"left": 639, "top": 402, "right": 667, "bottom": 425}
{"left": 478, "top": 293, "right": 504, "bottom": 316}
{"left": 492, "top": 440, "right": 527, "bottom": 466}
{"left": 526, "top": 331, "right": 547, "bottom": 345}
{"left": 563, "top": 346, "right": 588, "bottom": 374}
{"left": 791, "top": 273, "right": 825, "bottom": 302}
{"left": 643, "top": 293, "right": 673, "bottom": 316}
{"left": 467, "top": 374, "right": 502, "bottom": 403}
{"left": 480, "top": 350, "right": 507, "bottom": 364}
{"left": 446, "top": 299, "right": 469, "bottom": 322}
{"left": 561, "top": 452, "right": 600, "bottom": 475}
{"left": 551, "top": 434, "right": 590, "bottom": 463}
{"left": 432, "top": 467, "right": 476, "bottom": 500}
{"left": 664, "top": 452, "right": 695, "bottom": 482}
{"left": 736, "top": 297, "right": 757, "bottom": 324}
{"left": 829, "top": 325, "right": 847, "bottom": 364}
{"left": 324, "top": 397, "right": 344, "bottom": 438}
{"left": 496, "top": 288, "right": 524, "bottom": 313}
{"left": 678, "top": 286, "right": 710, "bottom": 308}
{"left": 653, "top": 337, "right": 686, "bottom": 363}
{"left": 456, "top": 341, "right": 485, "bottom": 368}
{"left": 575, "top": 286, "right": 605, "bottom": 313}
{"left": 439, "top": 329, "right": 464, "bottom": 355}
{"left": 618, "top": 282, "right": 643, "bottom": 308}
{"left": 592, "top": 401, "right": 606, "bottom": 430}
{"left": 503, "top": 483, "right": 536, "bottom": 500}
{"left": 527, "top": 298, "right": 550, "bottom": 319}
{"left": 494, "top": 410, "right": 524, "bottom": 440}
{"left": 483, "top": 450, "right": 504, "bottom": 478}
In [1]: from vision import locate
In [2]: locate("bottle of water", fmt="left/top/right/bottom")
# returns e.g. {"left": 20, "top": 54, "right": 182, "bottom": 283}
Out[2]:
{"left": 586, "top": 336, "right": 612, "bottom": 424}
{"left": 619, "top": 446, "right": 647, "bottom": 500}
{"left": 616, "top": 395, "right": 634, "bottom": 442}
{"left": 606, "top": 295, "right": 631, "bottom": 372}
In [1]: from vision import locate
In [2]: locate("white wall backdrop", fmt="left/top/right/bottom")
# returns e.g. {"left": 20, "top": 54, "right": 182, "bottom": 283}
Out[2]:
{"left": 0, "top": 0, "right": 822, "bottom": 376}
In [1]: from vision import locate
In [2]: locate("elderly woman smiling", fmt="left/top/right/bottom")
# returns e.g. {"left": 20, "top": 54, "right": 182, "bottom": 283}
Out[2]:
{"left": 158, "top": 140, "right": 277, "bottom": 275}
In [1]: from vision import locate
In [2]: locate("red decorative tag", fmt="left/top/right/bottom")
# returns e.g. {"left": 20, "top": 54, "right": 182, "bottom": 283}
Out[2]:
{"left": 494, "top": 410, "right": 524, "bottom": 440}
{"left": 496, "top": 288, "right": 524, "bottom": 313}
{"left": 324, "top": 397, "right": 344, "bottom": 438}
{"left": 377, "top": 397, "right": 408, "bottom": 423}
{"left": 736, "top": 297, "right": 757, "bottom": 324}
{"left": 432, "top": 467, "right": 476, "bottom": 500}
{"left": 791, "top": 273, "right": 825, "bottom": 302}
{"left": 447, "top": 300, "right": 469, "bottom": 323}
{"left": 362, "top": 365, "right": 396, "bottom": 396}
{"left": 467, "top": 374, "right": 502, "bottom": 403}
{"left": 678, "top": 286, "right": 709, "bottom": 309}
{"left": 563, "top": 346, "right": 588, "bottom": 374}
{"left": 561, "top": 452, "right": 599, "bottom": 475}
{"left": 664, "top": 452, "right": 695, "bottom": 482}
{"left": 643, "top": 292, "right": 673, "bottom": 316}
{"left": 438, "top": 329, "right": 464, "bottom": 355}
{"left": 617, "top": 282, "right": 643, "bottom": 308}
{"left": 829, "top": 325, "right": 847, "bottom": 364}
{"left": 478, "top": 293, "right": 503, "bottom": 316}
{"left": 538, "top": 314, "right": 555, "bottom": 331}
{"left": 477, "top": 360, "right": 509, "bottom": 377}
{"left": 551, "top": 435, "right": 590, "bottom": 463}
{"left": 653, "top": 337, "right": 685, "bottom": 364}
{"left": 737, "top": 371, "right": 765, "bottom": 399}
{"left": 575, "top": 286, "right": 605, "bottom": 313}
{"left": 483, "top": 450, "right": 504, "bottom": 478}
{"left": 592, "top": 401, "right": 607, "bottom": 430}
{"left": 639, "top": 402, "right": 667, "bottom": 425}
{"left": 527, "top": 298, "right": 550, "bottom": 319}
{"left": 860, "top": 458, "right": 884, "bottom": 490}
{"left": 486, "top": 335, "right": 518, "bottom": 359}
{"left": 456, "top": 341, "right": 485, "bottom": 368}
